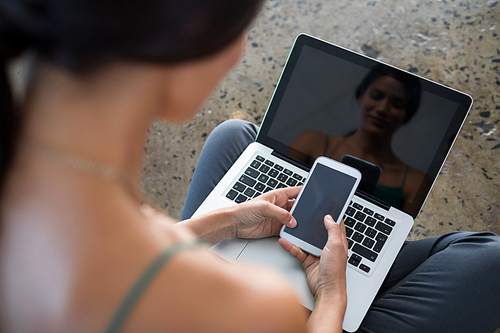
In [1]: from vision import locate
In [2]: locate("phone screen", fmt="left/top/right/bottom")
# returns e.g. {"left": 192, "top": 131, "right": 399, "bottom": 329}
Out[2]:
{"left": 283, "top": 163, "right": 357, "bottom": 250}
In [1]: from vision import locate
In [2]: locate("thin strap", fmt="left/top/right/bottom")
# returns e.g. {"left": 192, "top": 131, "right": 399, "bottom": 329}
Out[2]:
{"left": 104, "top": 239, "right": 207, "bottom": 333}
{"left": 401, "top": 165, "right": 410, "bottom": 189}
{"left": 323, "top": 134, "right": 329, "bottom": 155}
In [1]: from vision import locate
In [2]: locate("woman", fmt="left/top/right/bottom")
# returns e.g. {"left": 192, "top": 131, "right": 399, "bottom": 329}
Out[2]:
{"left": 1, "top": 1, "right": 499, "bottom": 333}
{"left": 290, "top": 66, "right": 430, "bottom": 214}
{"left": 0, "top": 0, "right": 348, "bottom": 332}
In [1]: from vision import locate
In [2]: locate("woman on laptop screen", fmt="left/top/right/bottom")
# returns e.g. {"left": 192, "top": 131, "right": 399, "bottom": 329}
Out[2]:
{"left": 290, "top": 65, "right": 431, "bottom": 215}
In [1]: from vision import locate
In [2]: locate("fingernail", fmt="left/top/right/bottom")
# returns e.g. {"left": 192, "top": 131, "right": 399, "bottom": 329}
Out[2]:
{"left": 325, "top": 214, "right": 333, "bottom": 222}
{"left": 288, "top": 218, "right": 296, "bottom": 227}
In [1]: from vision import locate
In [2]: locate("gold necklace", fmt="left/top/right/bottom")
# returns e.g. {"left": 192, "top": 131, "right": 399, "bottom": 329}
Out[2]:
{"left": 20, "top": 142, "right": 144, "bottom": 203}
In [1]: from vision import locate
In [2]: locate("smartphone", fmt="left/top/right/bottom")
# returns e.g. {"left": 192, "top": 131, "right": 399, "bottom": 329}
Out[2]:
{"left": 280, "top": 156, "right": 361, "bottom": 256}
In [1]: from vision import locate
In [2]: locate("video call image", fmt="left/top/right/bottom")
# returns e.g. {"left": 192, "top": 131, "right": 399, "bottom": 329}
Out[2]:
{"left": 266, "top": 45, "right": 459, "bottom": 215}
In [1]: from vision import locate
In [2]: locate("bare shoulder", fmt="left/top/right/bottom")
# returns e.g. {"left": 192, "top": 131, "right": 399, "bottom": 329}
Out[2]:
{"left": 406, "top": 167, "right": 430, "bottom": 186}
{"left": 404, "top": 166, "right": 432, "bottom": 198}
{"left": 295, "top": 130, "right": 326, "bottom": 143}
{"left": 123, "top": 248, "right": 308, "bottom": 333}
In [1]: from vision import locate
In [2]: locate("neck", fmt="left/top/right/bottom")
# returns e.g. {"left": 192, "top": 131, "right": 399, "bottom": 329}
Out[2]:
{"left": 349, "top": 129, "right": 396, "bottom": 162}
{"left": 21, "top": 61, "right": 165, "bottom": 184}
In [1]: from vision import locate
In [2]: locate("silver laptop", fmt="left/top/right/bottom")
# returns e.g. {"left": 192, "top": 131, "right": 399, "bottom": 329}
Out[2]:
{"left": 192, "top": 34, "right": 472, "bottom": 332}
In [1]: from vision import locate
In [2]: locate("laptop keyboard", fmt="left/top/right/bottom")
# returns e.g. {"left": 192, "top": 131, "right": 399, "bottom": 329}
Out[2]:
{"left": 225, "top": 154, "right": 396, "bottom": 275}
{"left": 225, "top": 155, "right": 305, "bottom": 204}
{"left": 343, "top": 202, "right": 396, "bottom": 274}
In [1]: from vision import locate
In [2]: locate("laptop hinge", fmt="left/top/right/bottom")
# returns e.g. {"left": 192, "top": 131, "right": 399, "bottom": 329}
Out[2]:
{"left": 355, "top": 190, "right": 391, "bottom": 211}
{"left": 271, "top": 151, "right": 311, "bottom": 172}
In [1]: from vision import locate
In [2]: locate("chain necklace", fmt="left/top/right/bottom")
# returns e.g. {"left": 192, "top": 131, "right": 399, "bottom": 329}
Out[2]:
{"left": 20, "top": 142, "right": 144, "bottom": 203}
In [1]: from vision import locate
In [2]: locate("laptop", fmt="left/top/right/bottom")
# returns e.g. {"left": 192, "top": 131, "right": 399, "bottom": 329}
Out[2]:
{"left": 192, "top": 34, "right": 472, "bottom": 332}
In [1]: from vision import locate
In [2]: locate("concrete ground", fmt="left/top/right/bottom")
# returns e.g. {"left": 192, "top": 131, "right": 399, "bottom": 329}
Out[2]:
{"left": 142, "top": 0, "right": 500, "bottom": 241}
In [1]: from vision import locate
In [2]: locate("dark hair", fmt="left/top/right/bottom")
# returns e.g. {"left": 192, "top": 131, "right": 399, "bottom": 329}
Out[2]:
{"left": 0, "top": 0, "right": 263, "bottom": 190}
{"left": 355, "top": 64, "right": 421, "bottom": 124}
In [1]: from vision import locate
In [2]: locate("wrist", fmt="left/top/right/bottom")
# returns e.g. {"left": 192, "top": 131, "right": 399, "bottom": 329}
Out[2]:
{"left": 179, "top": 206, "right": 236, "bottom": 243}
{"left": 308, "top": 292, "right": 347, "bottom": 333}
{"left": 315, "top": 291, "right": 347, "bottom": 312}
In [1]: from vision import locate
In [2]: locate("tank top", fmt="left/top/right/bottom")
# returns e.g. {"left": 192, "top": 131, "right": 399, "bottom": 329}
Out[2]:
{"left": 103, "top": 239, "right": 207, "bottom": 333}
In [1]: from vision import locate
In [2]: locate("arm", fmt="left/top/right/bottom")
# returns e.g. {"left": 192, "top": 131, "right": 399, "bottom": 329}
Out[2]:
{"left": 176, "top": 186, "right": 301, "bottom": 244}
{"left": 176, "top": 206, "right": 236, "bottom": 243}
{"left": 279, "top": 215, "right": 348, "bottom": 333}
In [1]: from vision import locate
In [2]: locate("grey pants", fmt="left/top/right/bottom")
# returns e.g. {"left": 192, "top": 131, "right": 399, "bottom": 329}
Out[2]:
{"left": 181, "top": 119, "right": 500, "bottom": 333}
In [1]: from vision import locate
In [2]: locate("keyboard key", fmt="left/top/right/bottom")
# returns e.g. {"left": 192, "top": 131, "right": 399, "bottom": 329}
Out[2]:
{"left": 259, "top": 164, "right": 270, "bottom": 173}
{"left": 250, "top": 160, "right": 261, "bottom": 169}
{"left": 239, "top": 175, "right": 256, "bottom": 187}
{"left": 265, "top": 160, "right": 274, "bottom": 166}
{"left": 253, "top": 192, "right": 262, "bottom": 198}
{"left": 353, "top": 202, "right": 363, "bottom": 210}
{"left": 373, "top": 233, "right": 388, "bottom": 253}
{"left": 365, "top": 216, "right": 377, "bottom": 227}
{"left": 293, "top": 173, "right": 303, "bottom": 181}
{"left": 363, "top": 207, "right": 374, "bottom": 216}
{"left": 374, "top": 213, "right": 385, "bottom": 221}
{"left": 226, "top": 189, "right": 238, "bottom": 200}
{"left": 345, "top": 226, "right": 354, "bottom": 238}
{"left": 375, "top": 233, "right": 388, "bottom": 243}
{"left": 277, "top": 173, "right": 288, "bottom": 182}
{"left": 276, "top": 183, "right": 287, "bottom": 189}
{"left": 258, "top": 174, "right": 269, "bottom": 183}
{"left": 359, "top": 264, "right": 371, "bottom": 273}
{"left": 345, "top": 217, "right": 356, "bottom": 227}
{"left": 255, "top": 182, "right": 266, "bottom": 192}
{"left": 235, "top": 194, "right": 247, "bottom": 203}
{"left": 375, "top": 222, "right": 393, "bottom": 235}
{"left": 255, "top": 155, "right": 265, "bottom": 162}
{"left": 347, "top": 239, "right": 354, "bottom": 249}
{"left": 352, "top": 232, "right": 364, "bottom": 243}
{"left": 244, "top": 167, "right": 259, "bottom": 178}
{"left": 365, "top": 227, "right": 377, "bottom": 238}
{"left": 286, "top": 178, "right": 298, "bottom": 186}
{"left": 362, "top": 238, "right": 375, "bottom": 249}
{"left": 233, "top": 182, "right": 246, "bottom": 192}
{"left": 354, "top": 211, "right": 366, "bottom": 222}
{"left": 352, "top": 243, "right": 378, "bottom": 262}
{"left": 348, "top": 253, "right": 362, "bottom": 267}
{"left": 244, "top": 188, "right": 256, "bottom": 197}
{"left": 345, "top": 207, "right": 356, "bottom": 217}
{"left": 264, "top": 187, "right": 273, "bottom": 193}
{"left": 274, "top": 164, "right": 284, "bottom": 171}
{"left": 284, "top": 169, "right": 293, "bottom": 176}
{"left": 354, "top": 222, "right": 366, "bottom": 233}
{"left": 385, "top": 218, "right": 396, "bottom": 226}
{"left": 268, "top": 169, "right": 279, "bottom": 178}
{"left": 267, "top": 179, "right": 278, "bottom": 188}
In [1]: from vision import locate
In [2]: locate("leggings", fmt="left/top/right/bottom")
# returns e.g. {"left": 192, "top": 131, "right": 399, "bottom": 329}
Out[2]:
{"left": 181, "top": 119, "right": 500, "bottom": 333}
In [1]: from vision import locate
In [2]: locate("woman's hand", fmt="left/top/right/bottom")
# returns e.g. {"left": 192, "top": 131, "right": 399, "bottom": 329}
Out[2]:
{"left": 278, "top": 215, "right": 348, "bottom": 302}
{"left": 231, "top": 186, "right": 301, "bottom": 239}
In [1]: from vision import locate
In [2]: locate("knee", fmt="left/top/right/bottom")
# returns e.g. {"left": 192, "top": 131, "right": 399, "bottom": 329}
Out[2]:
{"left": 207, "top": 119, "right": 258, "bottom": 146}
{"left": 211, "top": 119, "right": 255, "bottom": 137}
{"left": 454, "top": 231, "right": 500, "bottom": 269}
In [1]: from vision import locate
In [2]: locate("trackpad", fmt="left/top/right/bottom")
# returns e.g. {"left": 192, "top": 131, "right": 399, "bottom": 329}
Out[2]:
{"left": 237, "top": 237, "right": 314, "bottom": 309}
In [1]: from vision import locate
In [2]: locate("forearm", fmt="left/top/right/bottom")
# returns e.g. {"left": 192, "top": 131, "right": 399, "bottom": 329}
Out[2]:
{"left": 176, "top": 207, "right": 236, "bottom": 244}
{"left": 307, "top": 293, "right": 347, "bottom": 333}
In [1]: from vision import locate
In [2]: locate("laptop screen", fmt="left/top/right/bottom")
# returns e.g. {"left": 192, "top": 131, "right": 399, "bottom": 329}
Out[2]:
{"left": 257, "top": 34, "right": 472, "bottom": 217}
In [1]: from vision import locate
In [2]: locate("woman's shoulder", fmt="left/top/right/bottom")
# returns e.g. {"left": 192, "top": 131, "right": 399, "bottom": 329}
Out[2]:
{"left": 118, "top": 243, "right": 308, "bottom": 333}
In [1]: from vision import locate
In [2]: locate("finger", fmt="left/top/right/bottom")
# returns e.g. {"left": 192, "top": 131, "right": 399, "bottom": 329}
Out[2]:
{"left": 278, "top": 238, "right": 309, "bottom": 265}
{"left": 324, "top": 215, "right": 345, "bottom": 244}
{"left": 259, "top": 201, "right": 298, "bottom": 228}
{"left": 324, "top": 215, "right": 348, "bottom": 254}
{"left": 285, "top": 199, "right": 296, "bottom": 212}
{"left": 262, "top": 186, "right": 302, "bottom": 204}
{"left": 338, "top": 220, "right": 349, "bottom": 251}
